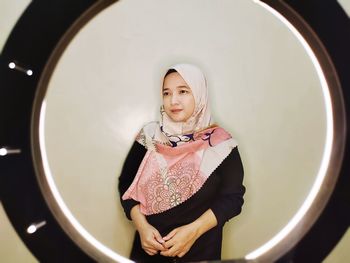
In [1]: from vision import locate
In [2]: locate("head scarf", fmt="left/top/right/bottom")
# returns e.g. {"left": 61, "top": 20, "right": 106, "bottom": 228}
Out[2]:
{"left": 122, "top": 63, "right": 238, "bottom": 215}
{"left": 160, "top": 63, "right": 211, "bottom": 138}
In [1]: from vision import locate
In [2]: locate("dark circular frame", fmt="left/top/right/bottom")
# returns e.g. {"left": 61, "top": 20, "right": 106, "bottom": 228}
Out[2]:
{"left": 0, "top": 0, "right": 349, "bottom": 262}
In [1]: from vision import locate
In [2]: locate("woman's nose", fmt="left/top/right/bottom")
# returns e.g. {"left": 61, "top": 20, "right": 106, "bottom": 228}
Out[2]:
{"left": 170, "top": 94, "right": 179, "bottom": 105}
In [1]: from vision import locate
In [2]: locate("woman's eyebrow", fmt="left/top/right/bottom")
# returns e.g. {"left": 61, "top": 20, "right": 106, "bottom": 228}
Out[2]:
{"left": 162, "top": 85, "right": 190, "bottom": 91}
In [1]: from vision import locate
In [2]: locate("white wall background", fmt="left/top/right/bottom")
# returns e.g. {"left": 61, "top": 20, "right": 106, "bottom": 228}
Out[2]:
{"left": 0, "top": 0, "right": 349, "bottom": 262}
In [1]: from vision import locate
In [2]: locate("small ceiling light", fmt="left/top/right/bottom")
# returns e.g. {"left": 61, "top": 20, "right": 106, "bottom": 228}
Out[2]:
{"left": 0, "top": 148, "right": 8, "bottom": 156}
{"left": 8, "top": 61, "right": 33, "bottom": 76}
{"left": 27, "top": 225, "right": 37, "bottom": 234}
{"left": 8, "top": 62, "right": 16, "bottom": 69}
{"left": 27, "top": 221, "right": 47, "bottom": 234}
{"left": 0, "top": 147, "right": 21, "bottom": 156}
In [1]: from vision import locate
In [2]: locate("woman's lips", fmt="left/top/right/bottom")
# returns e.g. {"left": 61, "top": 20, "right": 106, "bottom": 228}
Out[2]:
{"left": 171, "top": 109, "right": 183, "bottom": 113}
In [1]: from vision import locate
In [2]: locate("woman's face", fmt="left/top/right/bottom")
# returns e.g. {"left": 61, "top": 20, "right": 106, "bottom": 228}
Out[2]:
{"left": 162, "top": 72, "right": 195, "bottom": 123}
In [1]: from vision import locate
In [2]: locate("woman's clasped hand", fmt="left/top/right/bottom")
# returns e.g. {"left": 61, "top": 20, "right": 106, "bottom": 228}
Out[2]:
{"left": 160, "top": 223, "right": 200, "bottom": 258}
{"left": 139, "top": 223, "right": 200, "bottom": 258}
{"left": 132, "top": 205, "right": 200, "bottom": 258}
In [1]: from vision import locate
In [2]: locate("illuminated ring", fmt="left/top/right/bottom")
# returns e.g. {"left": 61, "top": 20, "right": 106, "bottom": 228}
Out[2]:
{"left": 0, "top": 0, "right": 348, "bottom": 262}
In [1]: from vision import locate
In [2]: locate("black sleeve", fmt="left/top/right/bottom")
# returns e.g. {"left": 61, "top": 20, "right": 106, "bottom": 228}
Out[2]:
{"left": 210, "top": 146, "right": 246, "bottom": 227}
{"left": 118, "top": 141, "right": 147, "bottom": 220}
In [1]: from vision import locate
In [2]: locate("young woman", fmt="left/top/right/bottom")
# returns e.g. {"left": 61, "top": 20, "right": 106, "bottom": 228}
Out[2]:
{"left": 118, "top": 63, "right": 245, "bottom": 263}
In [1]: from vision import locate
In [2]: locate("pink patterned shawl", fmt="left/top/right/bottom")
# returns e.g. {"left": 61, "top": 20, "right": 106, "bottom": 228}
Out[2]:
{"left": 122, "top": 64, "right": 238, "bottom": 215}
{"left": 122, "top": 124, "right": 237, "bottom": 215}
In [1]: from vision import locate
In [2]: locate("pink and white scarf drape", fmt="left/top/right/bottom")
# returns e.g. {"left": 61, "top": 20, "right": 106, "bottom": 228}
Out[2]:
{"left": 122, "top": 64, "right": 238, "bottom": 215}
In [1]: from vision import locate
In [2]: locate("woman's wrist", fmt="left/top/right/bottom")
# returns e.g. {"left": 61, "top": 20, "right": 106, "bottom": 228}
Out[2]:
{"left": 191, "top": 209, "right": 218, "bottom": 237}
{"left": 189, "top": 220, "right": 203, "bottom": 239}
{"left": 130, "top": 205, "right": 149, "bottom": 231}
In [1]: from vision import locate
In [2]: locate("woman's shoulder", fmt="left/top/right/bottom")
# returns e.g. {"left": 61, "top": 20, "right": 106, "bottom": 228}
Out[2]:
{"left": 138, "top": 121, "right": 159, "bottom": 137}
{"left": 135, "top": 121, "right": 160, "bottom": 149}
{"left": 213, "top": 124, "right": 234, "bottom": 135}
{"left": 142, "top": 121, "right": 159, "bottom": 130}
{"left": 208, "top": 124, "right": 239, "bottom": 147}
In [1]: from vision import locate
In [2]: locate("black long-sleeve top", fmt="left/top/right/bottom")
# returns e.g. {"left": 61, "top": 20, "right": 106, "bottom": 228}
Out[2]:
{"left": 118, "top": 141, "right": 245, "bottom": 263}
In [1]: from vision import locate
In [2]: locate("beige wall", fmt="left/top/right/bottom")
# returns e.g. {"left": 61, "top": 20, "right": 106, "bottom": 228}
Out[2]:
{"left": 0, "top": 0, "right": 30, "bottom": 53}
{"left": 338, "top": 0, "right": 350, "bottom": 16}
{"left": 0, "top": 0, "right": 349, "bottom": 262}
{"left": 0, "top": 203, "right": 37, "bottom": 262}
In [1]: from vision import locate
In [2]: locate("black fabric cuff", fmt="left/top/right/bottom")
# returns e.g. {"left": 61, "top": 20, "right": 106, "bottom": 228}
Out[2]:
{"left": 122, "top": 199, "right": 140, "bottom": 220}
{"left": 210, "top": 195, "right": 244, "bottom": 227}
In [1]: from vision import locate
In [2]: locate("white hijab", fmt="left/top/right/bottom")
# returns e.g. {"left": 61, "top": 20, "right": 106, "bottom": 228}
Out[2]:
{"left": 155, "top": 63, "right": 212, "bottom": 145}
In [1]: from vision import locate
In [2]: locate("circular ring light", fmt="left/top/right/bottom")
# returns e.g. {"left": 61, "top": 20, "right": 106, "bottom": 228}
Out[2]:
{"left": 0, "top": 0, "right": 347, "bottom": 262}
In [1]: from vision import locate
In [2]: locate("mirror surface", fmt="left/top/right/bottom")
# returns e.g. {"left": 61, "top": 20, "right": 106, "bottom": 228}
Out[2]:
{"left": 42, "top": 0, "right": 327, "bottom": 259}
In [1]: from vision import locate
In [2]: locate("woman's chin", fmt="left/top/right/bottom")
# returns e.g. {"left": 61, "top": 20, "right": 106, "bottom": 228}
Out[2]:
{"left": 169, "top": 116, "right": 187, "bottom": 123}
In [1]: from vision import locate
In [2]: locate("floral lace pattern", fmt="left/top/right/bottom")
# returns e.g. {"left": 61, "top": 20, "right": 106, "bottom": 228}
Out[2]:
{"left": 141, "top": 158, "right": 205, "bottom": 214}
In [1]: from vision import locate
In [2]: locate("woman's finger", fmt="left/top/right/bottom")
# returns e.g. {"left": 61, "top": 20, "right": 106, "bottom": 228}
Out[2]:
{"left": 163, "top": 229, "right": 177, "bottom": 240}
{"left": 163, "top": 229, "right": 177, "bottom": 241}
{"left": 161, "top": 245, "right": 179, "bottom": 257}
{"left": 163, "top": 238, "right": 176, "bottom": 249}
{"left": 177, "top": 248, "right": 189, "bottom": 258}
{"left": 153, "top": 230, "right": 165, "bottom": 244}
{"left": 144, "top": 248, "right": 157, "bottom": 256}
{"left": 149, "top": 239, "right": 166, "bottom": 251}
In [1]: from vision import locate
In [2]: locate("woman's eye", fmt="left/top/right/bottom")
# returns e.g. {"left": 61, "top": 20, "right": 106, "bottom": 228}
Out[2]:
{"left": 180, "top": 90, "right": 189, "bottom": 94}
{"left": 163, "top": 92, "right": 169, "bottom": 96}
